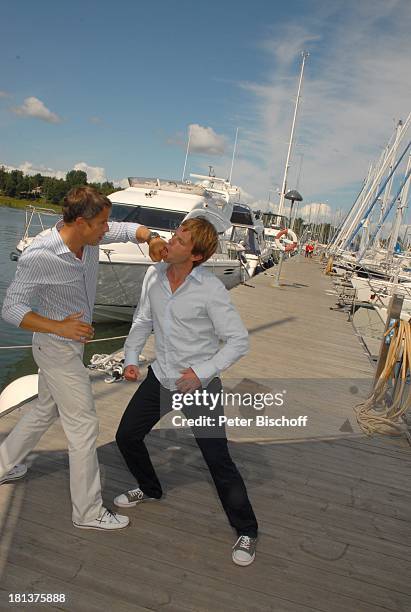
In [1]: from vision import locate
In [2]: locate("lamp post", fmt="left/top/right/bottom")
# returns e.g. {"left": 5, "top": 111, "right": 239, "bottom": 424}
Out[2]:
{"left": 272, "top": 189, "right": 303, "bottom": 288}
{"left": 285, "top": 189, "right": 303, "bottom": 230}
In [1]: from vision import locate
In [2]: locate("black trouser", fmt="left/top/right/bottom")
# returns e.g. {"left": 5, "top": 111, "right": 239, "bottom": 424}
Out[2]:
{"left": 116, "top": 367, "right": 258, "bottom": 537}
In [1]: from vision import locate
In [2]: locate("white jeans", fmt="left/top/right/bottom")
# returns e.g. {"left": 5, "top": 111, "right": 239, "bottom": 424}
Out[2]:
{"left": 0, "top": 335, "right": 103, "bottom": 523}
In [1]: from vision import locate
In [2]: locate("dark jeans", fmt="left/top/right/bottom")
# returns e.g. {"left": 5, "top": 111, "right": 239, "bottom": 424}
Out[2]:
{"left": 116, "top": 367, "right": 258, "bottom": 537}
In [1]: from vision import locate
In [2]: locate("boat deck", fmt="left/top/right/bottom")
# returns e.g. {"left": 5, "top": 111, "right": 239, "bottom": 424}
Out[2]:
{"left": 1, "top": 255, "right": 411, "bottom": 612}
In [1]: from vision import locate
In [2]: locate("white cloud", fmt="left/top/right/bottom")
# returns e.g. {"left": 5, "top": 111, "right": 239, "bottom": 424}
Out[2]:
{"left": 0, "top": 90, "right": 11, "bottom": 98}
{"left": 1, "top": 160, "right": 109, "bottom": 184}
{"left": 188, "top": 124, "right": 227, "bottom": 155}
{"left": 89, "top": 116, "right": 103, "bottom": 124}
{"left": 300, "top": 202, "right": 332, "bottom": 221}
{"left": 11, "top": 96, "right": 62, "bottom": 123}
{"left": 248, "top": 198, "right": 272, "bottom": 212}
{"left": 1, "top": 161, "right": 66, "bottom": 179}
{"left": 236, "top": 187, "right": 255, "bottom": 204}
{"left": 73, "top": 162, "right": 106, "bottom": 183}
{"left": 232, "top": 0, "right": 411, "bottom": 214}
{"left": 167, "top": 124, "right": 228, "bottom": 155}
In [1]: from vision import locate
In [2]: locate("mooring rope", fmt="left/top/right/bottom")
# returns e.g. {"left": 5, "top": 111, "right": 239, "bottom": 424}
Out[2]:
{"left": 355, "top": 319, "right": 411, "bottom": 435}
{"left": 0, "top": 335, "right": 127, "bottom": 350}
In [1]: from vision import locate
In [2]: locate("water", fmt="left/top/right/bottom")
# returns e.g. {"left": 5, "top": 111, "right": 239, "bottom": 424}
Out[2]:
{"left": 0, "top": 207, "right": 131, "bottom": 392}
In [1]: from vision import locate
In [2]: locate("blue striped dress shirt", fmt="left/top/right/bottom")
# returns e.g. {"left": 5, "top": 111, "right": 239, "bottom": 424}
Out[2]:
{"left": 2, "top": 220, "right": 141, "bottom": 341}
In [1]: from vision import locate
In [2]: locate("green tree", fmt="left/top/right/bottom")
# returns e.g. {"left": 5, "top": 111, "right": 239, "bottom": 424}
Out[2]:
{"left": 0, "top": 166, "right": 8, "bottom": 193}
{"left": 32, "top": 173, "right": 44, "bottom": 188}
{"left": 66, "top": 169, "right": 87, "bottom": 188}
{"left": 4, "top": 170, "right": 24, "bottom": 197}
{"left": 43, "top": 177, "right": 69, "bottom": 204}
{"left": 89, "top": 181, "right": 115, "bottom": 196}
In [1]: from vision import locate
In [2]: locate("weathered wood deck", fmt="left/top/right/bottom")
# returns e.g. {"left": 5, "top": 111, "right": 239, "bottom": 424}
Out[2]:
{"left": 1, "top": 255, "right": 411, "bottom": 612}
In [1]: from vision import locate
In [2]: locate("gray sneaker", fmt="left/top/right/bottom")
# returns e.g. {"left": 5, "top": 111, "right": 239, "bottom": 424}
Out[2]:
{"left": 0, "top": 464, "right": 27, "bottom": 485}
{"left": 114, "top": 487, "right": 158, "bottom": 508}
{"left": 232, "top": 535, "right": 257, "bottom": 566}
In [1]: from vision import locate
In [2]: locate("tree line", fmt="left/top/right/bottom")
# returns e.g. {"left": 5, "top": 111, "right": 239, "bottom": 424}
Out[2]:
{"left": 0, "top": 167, "right": 118, "bottom": 204}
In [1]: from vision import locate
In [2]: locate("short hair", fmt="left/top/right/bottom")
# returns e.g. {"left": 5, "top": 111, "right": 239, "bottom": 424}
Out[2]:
{"left": 62, "top": 186, "right": 112, "bottom": 223}
{"left": 181, "top": 217, "right": 218, "bottom": 267}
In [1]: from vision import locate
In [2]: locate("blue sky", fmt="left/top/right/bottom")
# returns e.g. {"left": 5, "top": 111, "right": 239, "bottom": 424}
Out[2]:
{"left": 1, "top": 0, "right": 410, "bottom": 221}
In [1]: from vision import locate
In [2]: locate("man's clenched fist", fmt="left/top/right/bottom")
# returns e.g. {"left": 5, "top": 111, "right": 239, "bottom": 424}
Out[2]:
{"left": 124, "top": 365, "right": 140, "bottom": 381}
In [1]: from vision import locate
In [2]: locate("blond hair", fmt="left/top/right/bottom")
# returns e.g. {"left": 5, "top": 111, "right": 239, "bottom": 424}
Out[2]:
{"left": 181, "top": 217, "right": 218, "bottom": 267}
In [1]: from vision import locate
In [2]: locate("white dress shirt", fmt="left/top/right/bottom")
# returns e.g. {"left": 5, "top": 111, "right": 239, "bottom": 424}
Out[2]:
{"left": 124, "top": 262, "right": 249, "bottom": 389}
{"left": 2, "top": 220, "right": 141, "bottom": 340}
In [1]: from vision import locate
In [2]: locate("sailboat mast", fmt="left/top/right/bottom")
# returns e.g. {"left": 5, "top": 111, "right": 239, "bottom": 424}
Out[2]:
{"left": 277, "top": 51, "right": 309, "bottom": 217}
{"left": 181, "top": 125, "right": 192, "bottom": 182}
{"left": 228, "top": 127, "right": 239, "bottom": 184}
{"left": 387, "top": 152, "right": 411, "bottom": 259}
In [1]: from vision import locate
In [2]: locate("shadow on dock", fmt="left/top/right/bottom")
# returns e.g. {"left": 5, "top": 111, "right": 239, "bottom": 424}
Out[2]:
{"left": 1, "top": 257, "right": 410, "bottom": 611}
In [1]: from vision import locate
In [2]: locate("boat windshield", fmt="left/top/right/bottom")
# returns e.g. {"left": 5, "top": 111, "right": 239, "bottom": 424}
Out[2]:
{"left": 262, "top": 213, "right": 288, "bottom": 229}
{"left": 110, "top": 203, "right": 186, "bottom": 230}
{"left": 231, "top": 208, "right": 253, "bottom": 226}
{"left": 231, "top": 226, "right": 260, "bottom": 254}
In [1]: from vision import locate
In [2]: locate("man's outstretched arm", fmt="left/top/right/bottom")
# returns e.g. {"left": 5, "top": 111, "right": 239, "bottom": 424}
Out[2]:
{"left": 101, "top": 222, "right": 167, "bottom": 261}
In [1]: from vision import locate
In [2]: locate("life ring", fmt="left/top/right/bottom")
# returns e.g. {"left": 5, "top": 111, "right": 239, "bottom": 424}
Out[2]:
{"left": 274, "top": 228, "right": 298, "bottom": 252}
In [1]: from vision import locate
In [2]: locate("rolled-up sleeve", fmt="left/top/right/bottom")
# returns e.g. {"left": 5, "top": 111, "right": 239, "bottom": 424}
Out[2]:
{"left": 2, "top": 250, "right": 45, "bottom": 327}
{"left": 191, "top": 285, "right": 249, "bottom": 381}
{"left": 101, "top": 221, "right": 141, "bottom": 245}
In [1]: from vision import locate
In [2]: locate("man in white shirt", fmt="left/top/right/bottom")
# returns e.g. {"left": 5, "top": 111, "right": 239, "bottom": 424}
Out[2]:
{"left": 115, "top": 217, "right": 258, "bottom": 565}
{"left": 0, "top": 185, "right": 166, "bottom": 531}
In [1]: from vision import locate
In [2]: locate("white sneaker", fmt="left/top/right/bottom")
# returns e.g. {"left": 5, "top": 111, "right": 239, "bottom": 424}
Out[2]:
{"left": 73, "top": 507, "right": 129, "bottom": 530}
{"left": 114, "top": 487, "right": 158, "bottom": 508}
{"left": 232, "top": 535, "right": 258, "bottom": 566}
{"left": 0, "top": 464, "right": 27, "bottom": 485}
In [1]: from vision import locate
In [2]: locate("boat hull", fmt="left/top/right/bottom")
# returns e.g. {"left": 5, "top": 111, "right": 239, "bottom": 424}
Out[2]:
{"left": 94, "top": 258, "right": 244, "bottom": 321}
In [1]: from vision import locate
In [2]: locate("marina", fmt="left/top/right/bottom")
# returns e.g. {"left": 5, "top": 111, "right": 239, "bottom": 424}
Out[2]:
{"left": 1, "top": 255, "right": 410, "bottom": 611}
{"left": 1, "top": 3, "right": 411, "bottom": 609}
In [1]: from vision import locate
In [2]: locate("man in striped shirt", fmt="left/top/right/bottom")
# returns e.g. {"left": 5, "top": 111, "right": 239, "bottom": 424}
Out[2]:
{"left": 0, "top": 185, "right": 166, "bottom": 531}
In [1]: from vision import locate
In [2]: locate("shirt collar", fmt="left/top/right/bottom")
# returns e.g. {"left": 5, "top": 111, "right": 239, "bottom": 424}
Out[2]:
{"left": 157, "top": 262, "right": 204, "bottom": 284}
{"left": 51, "top": 221, "right": 72, "bottom": 256}
{"left": 189, "top": 265, "right": 204, "bottom": 283}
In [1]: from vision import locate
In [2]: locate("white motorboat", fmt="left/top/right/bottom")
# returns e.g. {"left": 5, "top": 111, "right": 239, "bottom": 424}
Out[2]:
{"left": 13, "top": 177, "right": 246, "bottom": 322}
{"left": 95, "top": 177, "right": 245, "bottom": 320}
{"left": 226, "top": 204, "right": 273, "bottom": 277}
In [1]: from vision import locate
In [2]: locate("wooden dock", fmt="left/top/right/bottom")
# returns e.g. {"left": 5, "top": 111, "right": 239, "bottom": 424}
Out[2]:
{"left": 1, "top": 255, "right": 411, "bottom": 611}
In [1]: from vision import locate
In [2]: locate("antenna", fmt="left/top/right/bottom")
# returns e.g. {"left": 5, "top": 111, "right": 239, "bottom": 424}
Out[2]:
{"left": 228, "top": 127, "right": 239, "bottom": 184}
{"left": 181, "top": 125, "right": 192, "bottom": 182}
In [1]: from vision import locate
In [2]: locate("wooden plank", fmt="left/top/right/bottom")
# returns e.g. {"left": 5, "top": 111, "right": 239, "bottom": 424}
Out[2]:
{"left": 6, "top": 522, "right": 320, "bottom": 612}
{"left": 3, "top": 497, "right": 406, "bottom": 612}
{"left": 1, "top": 258, "right": 410, "bottom": 611}
{"left": 0, "top": 561, "right": 149, "bottom": 612}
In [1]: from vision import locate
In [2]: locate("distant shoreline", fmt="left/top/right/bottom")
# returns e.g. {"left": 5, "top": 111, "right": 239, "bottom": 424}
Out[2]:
{"left": 0, "top": 196, "right": 61, "bottom": 213}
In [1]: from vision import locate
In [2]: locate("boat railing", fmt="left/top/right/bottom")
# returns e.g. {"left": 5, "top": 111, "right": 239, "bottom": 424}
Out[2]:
{"left": 22, "top": 204, "right": 60, "bottom": 241}
{"left": 128, "top": 177, "right": 206, "bottom": 196}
